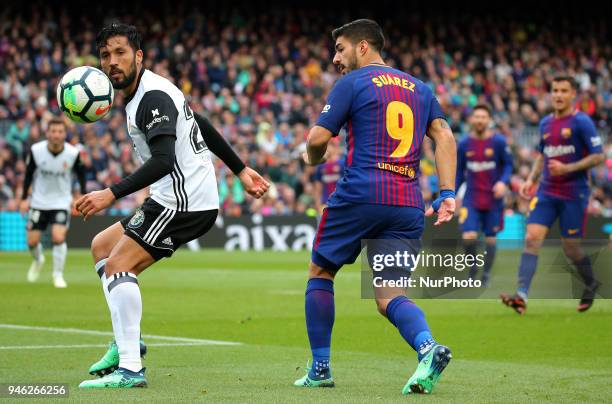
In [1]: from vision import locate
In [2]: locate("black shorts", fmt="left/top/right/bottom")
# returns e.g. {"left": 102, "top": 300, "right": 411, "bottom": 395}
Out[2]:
{"left": 120, "top": 198, "right": 218, "bottom": 261}
{"left": 27, "top": 209, "right": 70, "bottom": 231}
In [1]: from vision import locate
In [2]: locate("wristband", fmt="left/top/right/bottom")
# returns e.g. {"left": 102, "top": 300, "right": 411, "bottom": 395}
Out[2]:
{"left": 432, "top": 189, "right": 455, "bottom": 212}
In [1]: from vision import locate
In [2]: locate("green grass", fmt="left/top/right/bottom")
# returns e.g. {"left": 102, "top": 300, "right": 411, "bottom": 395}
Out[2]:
{"left": 1, "top": 249, "right": 611, "bottom": 403}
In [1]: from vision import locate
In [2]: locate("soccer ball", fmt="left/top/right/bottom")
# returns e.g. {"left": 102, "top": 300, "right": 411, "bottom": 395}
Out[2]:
{"left": 56, "top": 66, "right": 114, "bottom": 124}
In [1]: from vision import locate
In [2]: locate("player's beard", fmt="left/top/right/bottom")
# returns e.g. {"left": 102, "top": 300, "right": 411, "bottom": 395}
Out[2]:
{"left": 110, "top": 58, "right": 137, "bottom": 89}
{"left": 340, "top": 50, "right": 359, "bottom": 75}
{"left": 473, "top": 126, "right": 487, "bottom": 137}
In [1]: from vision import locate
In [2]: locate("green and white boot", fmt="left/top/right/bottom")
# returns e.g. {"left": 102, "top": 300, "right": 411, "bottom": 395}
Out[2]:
{"left": 88, "top": 339, "right": 147, "bottom": 376}
{"left": 79, "top": 367, "right": 147, "bottom": 388}
{"left": 402, "top": 344, "right": 452, "bottom": 394}
{"left": 294, "top": 362, "right": 335, "bottom": 387}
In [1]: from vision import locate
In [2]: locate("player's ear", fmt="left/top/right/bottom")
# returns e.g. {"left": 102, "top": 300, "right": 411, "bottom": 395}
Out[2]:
{"left": 359, "top": 40, "right": 368, "bottom": 56}
{"left": 136, "top": 49, "right": 144, "bottom": 65}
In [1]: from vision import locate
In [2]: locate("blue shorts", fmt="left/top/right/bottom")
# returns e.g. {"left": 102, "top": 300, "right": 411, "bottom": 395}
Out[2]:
{"left": 458, "top": 202, "right": 504, "bottom": 237}
{"left": 311, "top": 194, "right": 424, "bottom": 272}
{"left": 526, "top": 193, "right": 588, "bottom": 238}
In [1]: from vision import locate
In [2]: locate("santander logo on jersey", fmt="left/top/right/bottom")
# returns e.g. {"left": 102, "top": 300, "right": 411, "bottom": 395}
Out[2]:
{"left": 467, "top": 161, "right": 496, "bottom": 172}
{"left": 543, "top": 144, "right": 575, "bottom": 158}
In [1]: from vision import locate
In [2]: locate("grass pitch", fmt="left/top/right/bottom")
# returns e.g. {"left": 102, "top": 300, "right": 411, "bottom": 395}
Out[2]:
{"left": 1, "top": 249, "right": 611, "bottom": 403}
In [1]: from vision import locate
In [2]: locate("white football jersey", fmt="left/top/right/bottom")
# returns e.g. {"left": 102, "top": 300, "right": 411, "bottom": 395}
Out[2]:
{"left": 124, "top": 69, "right": 219, "bottom": 211}
{"left": 29, "top": 141, "right": 80, "bottom": 211}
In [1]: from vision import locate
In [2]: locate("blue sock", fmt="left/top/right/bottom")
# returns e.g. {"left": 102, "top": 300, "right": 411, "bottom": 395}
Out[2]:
{"left": 482, "top": 243, "right": 497, "bottom": 284}
{"left": 464, "top": 239, "right": 478, "bottom": 280}
{"left": 574, "top": 256, "right": 595, "bottom": 287}
{"left": 517, "top": 252, "right": 538, "bottom": 298}
{"left": 385, "top": 296, "right": 435, "bottom": 361}
{"left": 305, "top": 278, "right": 334, "bottom": 378}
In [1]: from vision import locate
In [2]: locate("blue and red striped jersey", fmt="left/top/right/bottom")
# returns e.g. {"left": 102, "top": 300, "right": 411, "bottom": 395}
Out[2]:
{"left": 315, "top": 158, "right": 345, "bottom": 204}
{"left": 315, "top": 64, "right": 445, "bottom": 210}
{"left": 456, "top": 133, "right": 513, "bottom": 210}
{"left": 538, "top": 111, "right": 602, "bottom": 200}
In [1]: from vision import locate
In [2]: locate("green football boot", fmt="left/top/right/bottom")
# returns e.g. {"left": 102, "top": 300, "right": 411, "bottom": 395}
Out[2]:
{"left": 293, "top": 362, "right": 335, "bottom": 387}
{"left": 402, "top": 344, "right": 452, "bottom": 394}
{"left": 79, "top": 367, "right": 147, "bottom": 388}
{"left": 88, "top": 339, "right": 147, "bottom": 376}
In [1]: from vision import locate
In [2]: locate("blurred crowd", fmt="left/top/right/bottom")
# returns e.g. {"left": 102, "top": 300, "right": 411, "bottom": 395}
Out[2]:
{"left": 1, "top": 3, "right": 611, "bottom": 217}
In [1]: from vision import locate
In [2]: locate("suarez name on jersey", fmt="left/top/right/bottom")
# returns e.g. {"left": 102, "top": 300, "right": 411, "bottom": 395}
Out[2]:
{"left": 538, "top": 111, "right": 603, "bottom": 200}
{"left": 315, "top": 64, "right": 445, "bottom": 210}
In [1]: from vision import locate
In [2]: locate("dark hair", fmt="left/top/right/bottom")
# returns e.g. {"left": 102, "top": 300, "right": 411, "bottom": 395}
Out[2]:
{"left": 47, "top": 117, "right": 67, "bottom": 130}
{"left": 332, "top": 19, "right": 385, "bottom": 53}
{"left": 472, "top": 104, "right": 492, "bottom": 116}
{"left": 96, "top": 23, "right": 141, "bottom": 53}
{"left": 552, "top": 75, "right": 577, "bottom": 90}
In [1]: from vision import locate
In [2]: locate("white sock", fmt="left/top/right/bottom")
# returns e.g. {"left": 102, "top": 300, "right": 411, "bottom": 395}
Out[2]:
{"left": 186, "top": 239, "right": 201, "bottom": 251}
{"left": 29, "top": 243, "right": 42, "bottom": 262}
{"left": 52, "top": 243, "right": 67, "bottom": 276}
{"left": 95, "top": 259, "right": 121, "bottom": 337}
{"left": 108, "top": 272, "right": 142, "bottom": 372}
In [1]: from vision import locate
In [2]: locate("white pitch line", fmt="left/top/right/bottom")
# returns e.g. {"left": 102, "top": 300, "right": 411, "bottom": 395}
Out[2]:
{"left": 0, "top": 342, "right": 218, "bottom": 350}
{"left": 0, "top": 324, "right": 242, "bottom": 346}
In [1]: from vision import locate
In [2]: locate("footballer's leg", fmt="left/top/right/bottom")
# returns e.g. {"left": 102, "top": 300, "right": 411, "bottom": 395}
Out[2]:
{"left": 502, "top": 195, "right": 555, "bottom": 314}
{"left": 481, "top": 237, "right": 497, "bottom": 287}
{"left": 88, "top": 222, "right": 147, "bottom": 377}
{"left": 294, "top": 200, "right": 366, "bottom": 388}
{"left": 562, "top": 238, "right": 598, "bottom": 312}
{"left": 375, "top": 206, "right": 450, "bottom": 395}
{"left": 26, "top": 209, "right": 45, "bottom": 282}
{"left": 50, "top": 222, "right": 68, "bottom": 288}
{"left": 376, "top": 292, "right": 452, "bottom": 395}
{"left": 501, "top": 223, "right": 547, "bottom": 314}
{"left": 82, "top": 200, "right": 218, "bottom": 388}
{"left": 558, "top": 196, "right": 598, "bottom": 312}
{"left": 26, "top": 228, "right": 44, "bottom": 282}
{"left": 480, "top": 203, "right": 503, "bottom": 286}
{"left": 293, "top": 261, "right": 337, "bottom": 387}
{"left": 459, "top": 205, "right": 480, "bottom": 280}
{"left": 481, "top": 201, "right": 504, "bottom": 287}
{"left": 80, "top": 235, "right": 154, "bottom": 388}
{"left": 462, "top": 231, "right": 479, "bottom": 280}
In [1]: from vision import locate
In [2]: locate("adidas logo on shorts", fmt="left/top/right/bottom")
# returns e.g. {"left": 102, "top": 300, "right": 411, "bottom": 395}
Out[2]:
{"left": 162, "top": 237, "right": 173, "bottom": 246}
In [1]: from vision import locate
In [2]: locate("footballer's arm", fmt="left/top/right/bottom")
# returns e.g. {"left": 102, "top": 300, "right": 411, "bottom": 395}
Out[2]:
{"left": 19, "top": 150, "right": 37, "bottom": 215}
{"left": 547, "top": 152, "right": 604, "bottom": 177}
{"left": 75, "top": 135, "right": 176, "bottom": 219}
{"left": 425, "top": 118, "right": 457, "bottom": 225}
{"left": 519, "top": 154, "right": 544, "bottom": 199}
{"left": 193, "top": 113, "right": 269, "bottom": 198}
{"left": 304, "top": 125, "right": 333, "bottom": 166}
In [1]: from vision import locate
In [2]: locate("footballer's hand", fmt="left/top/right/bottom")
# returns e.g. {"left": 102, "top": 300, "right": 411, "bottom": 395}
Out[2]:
{"left": 19, "top": 199, "right": 29, "bottom": 216}
{"left": 302, "top": 151, "right": 328, "bottom": 166}
{"left": 75, "top": 188, "right": 116, "bottom": 220}
{"left": 238, "top": 167, "right": 270, "bottom": 199}
{"left": 519, "top": 179, "right": 536, "bottom": 199}
{"left": 493, "top": 181, "right": 507, "bottom": 199}
{"left": 425, "top": 198, "right": 456, "bottom": 226}
{"left": 548, "top": 159, "right": 570, "bottom": 176}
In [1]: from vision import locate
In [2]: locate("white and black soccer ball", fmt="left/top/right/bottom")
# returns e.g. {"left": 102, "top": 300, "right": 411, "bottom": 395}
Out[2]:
{"left": 56, "top": 66, "right": 114, "bottom": 124}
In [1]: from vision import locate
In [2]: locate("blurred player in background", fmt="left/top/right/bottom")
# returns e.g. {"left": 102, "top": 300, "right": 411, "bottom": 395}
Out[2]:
{"left": 19, "top": 117, "right": 86, "bottom": 288}
{"left": 313, "top": 141, "right": 344, "bottom": 212}
{"left": 456, "top": 105, "right": 512, "bottom": 286}
{"left": 501, "top": 76, "right": 604, "bottom": 314}
{"left": 75, "top": 23, "right": 269, "bottom": 388}
{"left": 296, "top": 19, "right": 456, "bottom": 394}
